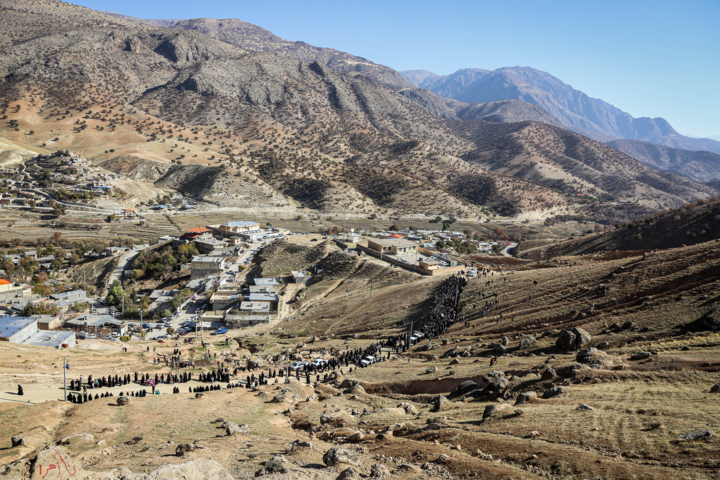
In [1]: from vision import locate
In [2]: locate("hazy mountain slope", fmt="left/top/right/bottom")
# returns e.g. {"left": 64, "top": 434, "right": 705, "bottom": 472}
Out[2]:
{"left": 409, "top": 66, "right": 720, "bottom": 154}
{"left": 400, "top": 69, "right": 441, "bottom": 87}
{"left": 396, "top": 90, "right": 563, "bottom": 126}
{"left": 606, "top": 139, "right": 720, "bottom": 183}
{"left": 450, "top": 120, "right": 718, "bottom": 210}
{"left": 170, "top": 18, "right": 412, "bottom": 89}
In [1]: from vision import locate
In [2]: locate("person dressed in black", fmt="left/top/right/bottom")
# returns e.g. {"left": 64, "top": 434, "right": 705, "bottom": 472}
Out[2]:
{"left": 17, "top": 385, "right": 24, "bottom": 396}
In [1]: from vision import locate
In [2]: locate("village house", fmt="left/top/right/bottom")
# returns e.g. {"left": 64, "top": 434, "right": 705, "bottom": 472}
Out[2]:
{"left": 366, "top": 238, "right": 418, "bottom": 256}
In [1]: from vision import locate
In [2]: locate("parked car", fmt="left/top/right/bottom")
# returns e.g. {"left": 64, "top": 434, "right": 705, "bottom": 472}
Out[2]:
{"left": 360, "top": 356, "right": 376, "bottom": 367}
{"left": 163, "top": 323, "right": 173, "bottom": 328}
{"left": 87, "top": 334, "right": 97, "bottom": 339}
{"left": 310, "top": 359, "right": 328, "bottom": 368}
{"left": 211, "top": 327, "right": 228, "bottom": 335}
{"left": 290, "top": 361, "right": 308, "bottom": 371}
{"left": 142, "top": 323, "right": 153, "bottom": 329}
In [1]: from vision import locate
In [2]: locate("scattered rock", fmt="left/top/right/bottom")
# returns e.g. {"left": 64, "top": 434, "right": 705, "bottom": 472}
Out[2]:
{"left": 437, "top": 454, "right": 449, "bottom": 464}
{"left": 370, "top": 463, "right": 390, "bottom": 478}
{"left": 11, "top": 436, "right": 26, "bottom": 447}
{"left": 541, "top": 367, "right": 556, "bottom": 380}
{"left": 348, "top": 432, "right": 364, "bottom": 443}
{"left": 515, "top": 392, "right": 537, "bottom": 405}
{"left": 556, "top": 327, "right": 591, "bottom": 351}
{"left": 431, "top": 395, "right": 451, "bottom": 412}
{"left": 323, "top": 447, "right": 361, "bottom": 467}
{"left": 226, "top": 423, "right": 249, "bottom": 436}
{"left": 449, "top": 380, "right": 479, "bottom": 399}
{"left": 500, "top": 336, "right": 510, "bottom": 346}
{"left": 677, "top": 430, "right": 714, "bottom": 441}
{"left": 542, "top": 386, "right": 566, "bottom": 399}
{"left": 520, "top": 336, "right": 536, "bottom": 348}
{"left": 285, "top": 439, "right": 315, "bottom": 453}
{"left": 578, "top": 404, "right": 595, "bottom": 410}
{"left": 116, "top": 396, "right": 131, "bottom": 406}
{"left": 336, "top": 467, "right": 360, "bottom": 480}
{"left": 195, "top": 393, "right": 206, "bottom": 399}
{"left": 176, "top": 443, "right": 196, "bottom": 456}
{"left": 57, "top": 433, "right": 94, "bottom": 445}
{"left": 630, "top": 352, "right": 652, "bottom": 360}
{"left": 483, "top": 404, "right": 508, "bottom": 419}
{"left": 426, "top": 366, "right": 437, "bottom": 374}
{"left": 710, "top": 384, "right": 720, "bottom": 393}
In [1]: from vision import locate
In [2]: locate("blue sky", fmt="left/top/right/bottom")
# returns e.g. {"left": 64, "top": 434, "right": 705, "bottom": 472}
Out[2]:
{"left": 77, "top": 0, "right": 720, "bottom": 137}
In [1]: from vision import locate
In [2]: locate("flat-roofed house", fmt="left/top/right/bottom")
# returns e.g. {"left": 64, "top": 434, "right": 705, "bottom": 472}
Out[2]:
{"left": 366, "top": 238, "right": 418, "bottom": 255}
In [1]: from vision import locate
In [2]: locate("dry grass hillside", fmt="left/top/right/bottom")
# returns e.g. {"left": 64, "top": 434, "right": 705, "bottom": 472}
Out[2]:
{"left": 520, "top": 196, "right": 720, "bottom": 259}
{"left": 452, "top": 120, "right": 718, "bottom": 211}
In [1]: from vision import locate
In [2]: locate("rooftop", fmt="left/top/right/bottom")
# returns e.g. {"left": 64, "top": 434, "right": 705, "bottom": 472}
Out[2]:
{"left": 191, "top": 256, "right": 225, "bottom": 264}
{"left": 23, "top": 330, "right": 74, "bottom": 348}
{"left": 367, "top": 237, "right": 418, "bottom": 248}
{"left": 0, "top": 316, "right": 36, "bottom": 337}
{"left": 185, "top": 227, "right": 211, "bottom": 234}
{"left": 224, "top": 221, "right": 260, "bottom": 228}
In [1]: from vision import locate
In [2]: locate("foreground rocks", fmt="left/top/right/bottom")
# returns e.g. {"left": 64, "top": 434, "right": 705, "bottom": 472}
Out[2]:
{"left": 323, "top": 448, "right": 361, "bottom": 467}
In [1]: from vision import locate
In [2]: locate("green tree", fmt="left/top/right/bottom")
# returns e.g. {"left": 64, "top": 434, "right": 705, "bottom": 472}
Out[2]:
{"left": 167, "top": 327, "right": 175, "bottom": 335}
{"left": 105, "top": 280, "right": 125, "bottom": 305}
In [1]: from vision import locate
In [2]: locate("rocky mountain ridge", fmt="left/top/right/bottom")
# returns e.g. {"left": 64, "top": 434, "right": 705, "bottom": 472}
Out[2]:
{"left": 403, "top": 67, "right": 720, "bottom": 155}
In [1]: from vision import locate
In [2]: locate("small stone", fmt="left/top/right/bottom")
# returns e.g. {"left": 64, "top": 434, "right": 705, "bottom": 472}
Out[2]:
{"left": 577, "top": 404, "right": 595, "bottom": 410}
{"left": 677, "top": 430, "right": 714, "bottom": 441}
{"left": 11, "top": 436, "right": 26, "bottom": 447}
{"left": 437, "top": 453, "right": 449, "bottom": 464}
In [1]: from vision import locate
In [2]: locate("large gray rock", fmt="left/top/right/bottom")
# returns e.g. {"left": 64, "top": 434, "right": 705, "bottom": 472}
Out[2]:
{"left": 11, "top": 436, "right": 26, "bottom": 447}
{"left": 515, "top": 392, "right": 537, "bottom": 405}
{"left": 704, "top": 310, "right": 720, "bottom": 330}
{"left": 226, "top": 423, "right": 249, "bottom": 436}
{"left": 541, "top": 367, "right": 556, "bottom": 380}
{"left": 117, "top": 396, "right": 131, "bottom": 406}
{"left": 370, "top": 463, "right": 390, "bottom": 478}
{"left": 176, "top": 443, "right": 196, "bottom": 456}
{"left": 556, "top": 327, "right": 591, "bottom": 351}
{"left": 576, "top": 347, "right": 614, "bottom": 369}
{"left": 323, "top": 447, "right": 361, "bottom": 467}
{"left": 431, "top": 395, "right": 452, "bottom": 412}
{"left": 449, "top": 380, "right": 479, "bottom": 399}
{"left": 677, "top": 429, "right": 714, "bottom": 441}
{"left": 490, "top": 343, "right": 507, "bottom": 354}
{"left": 336, "top": 467, "right": 360, "bottom": 479}
{"left": 482, "top": 404, "right": 508, "bottom": 419}
{"left": 520, "top": 336, "right": 536, "bottom": 348}
{"left": 542, "top": 386, "right": 567, "bottom": 399}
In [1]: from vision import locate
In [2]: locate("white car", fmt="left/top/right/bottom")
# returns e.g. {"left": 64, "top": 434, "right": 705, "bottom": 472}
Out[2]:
{"left": 290, "top": 361, "right": 308, "bottom": 371}
{"left": 310, "top": 359, "right": 328, "bottom": 368}
{"left": 360, "top": 356, "right": 375, "bottom": 367}
{"left": 87, "top": 334, "right": 97, "bottom": 339}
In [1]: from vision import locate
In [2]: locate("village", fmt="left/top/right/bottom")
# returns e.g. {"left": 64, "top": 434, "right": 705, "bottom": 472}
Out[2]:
{"left": 0, "top": 211, "right": 514, "bottom": 353}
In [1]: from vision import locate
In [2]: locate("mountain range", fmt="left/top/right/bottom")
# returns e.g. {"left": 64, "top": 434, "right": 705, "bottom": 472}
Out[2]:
{"left": 0, "top": 0, "right": 715, "bottom": 221}
{"left": 402, "top": 67, "right": 720, "bottom": 155}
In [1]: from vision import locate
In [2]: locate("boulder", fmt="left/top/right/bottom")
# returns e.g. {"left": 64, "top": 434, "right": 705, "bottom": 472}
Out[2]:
{"left": 490, "top": 343, "right": 507, "bottom": 354}
{"left": 323, "top": 447, "right": 361, "bottom": 467}
{"left": 578, "top": 404, "right": 595, "bottom": 410}
{"left": 630, "top": 352, "right": 652, "bottom": 360}
{"left": 710, "top": 384, "right": 720, "bottom": 393}
{"left": 449, "top": 358, "right": 461, "bottom": 365}
{"left": 348, "top": 432, "right": 364, "bottom": 443}
{"left": 426, "top": 366, "right": 437, "bottom": 374}
{"left": 336, "top": 467, "right": 360, "bottom": 480}
{"left": 195, "top": 393, "right": 206, "bottom": 399}
{"left": 677, "top": 430, "right": 714, "bottom": 441}
{"left": 176, "top": 443, "right": 196, "bottom": 456}
{"left": 437, "top": 453, "right": 449, "bottom": 464}
{"left": 285, "top": 440, "right": 315, "bottom": 453}
{"left": 320, "top": 414, "right": 349, "bottom": 427}
{"left": 556, "top": 327, "right": 591, "bottom": 351}
{"left": 5, "top": 446, "right": 86, "bottom": 480}
{"left": 226, "top": 423, "right": 249, "bottom": 436}
{"left": 514, "top": 392, "right": 537, "bottom": 405}
{"left": 370, "top": 463, "right": 390, "bottom": 478}
{"left": 520, "top": 336, "right": 536, "bottom": 348}
{"left": 500, "top": 336, "right": 510, "bottom": 346}
{"left": 449, "top": 380, "right": 479, "bottom": 399}
{"left": 704, "top": 310, "right": 720, "bottom": 330}
{"left": 541, "top": 367, "right": 556, "bottom": 380}
{"left": 482, "top": 404, "right": 508, "bottom": 419}
{"left": 431, "top": 395, "right": 451, "bottom": 412}
{"left": 116, "top": 396, "right": 131, "bottom": 406}
{"left": 576, "top": 347, "right": 614, "bottom": 369}
{"left": 11, "top": 436, "right": 26, "bottom": 447}
{"left": 542, "top": 386, "right": 566, "bottom": 399}
{"left": 347, "top": 384, "right": 366, "bottom": 395}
